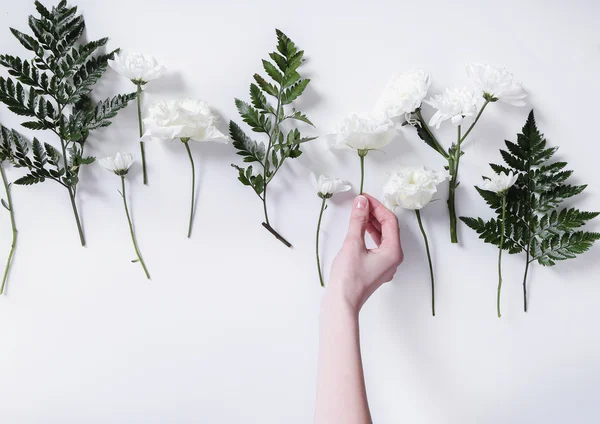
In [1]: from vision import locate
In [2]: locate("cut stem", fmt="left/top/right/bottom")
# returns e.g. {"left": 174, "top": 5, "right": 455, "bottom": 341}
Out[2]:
{"left": 315, "top": 197, "right": 327, "bottom": 287}
{"left": 416, "top": 209, "right": 435, "bottom": 316}
{"left": 136, "top": 83, "right": 148, "bottom": 185}
{"left": 497, "top": 195, "right": 507, "bottom": 318}
{"left": 447, "top": 125, "right": 462, "bottom": 244}
{"left": 523, "top": 252, "right": 530, "bottom": 312}
{"left": 0, "top": 163, "right": 17, "bottom": 295}
{"left": 262, "top": 222, "right": 292, "bottom": 248}
{"left": 67, "top": 187, "right": 86, "bottom": 247}
{"left": 358, "top": 150, "right": 366, "bottom": 195}
{"left": 182, "top": 139, "right": 196, "bottom": 238}
{"left": 120, "top": 176, "right": 150, "bottom": 279}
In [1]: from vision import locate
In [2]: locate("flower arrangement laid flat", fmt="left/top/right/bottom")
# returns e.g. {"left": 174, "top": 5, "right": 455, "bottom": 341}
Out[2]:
{"left": 461, "top": 112, "right": 600, "bottom": 316}
{"left": 230, "top": 29, "right": 316, "bottom": 248}
{"left": 0, "top": 0, "right": 135, "bottom": 247}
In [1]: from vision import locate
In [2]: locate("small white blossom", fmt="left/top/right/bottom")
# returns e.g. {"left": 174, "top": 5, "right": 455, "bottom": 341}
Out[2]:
{"left": 332, "top": 113, "right": 396, "bottom": 151}
{"left": 374, "top": 70, "right": 431, "bottom": 119}
{"left": 108, "top": 52, "right": 166, "bottom": 85}
{"left": 481, "top": 171, "right": 518, "bottom": 195}
{"left": 310, "top": 172, "right": 351, "bottom": 198}
{"left": 466, "top": 63, "right": 526, "bottom": 106}
{"left": 383, "top": 165, "right": 447, "bottom": 210}
{"left": 143, "top": 99, "right": 228, "bottom": 143}
{"left": 425, "top": 87, "right": 479, "bottom": 129}
{"left": 99, "top": 152, "right": 135, "bottom": 176}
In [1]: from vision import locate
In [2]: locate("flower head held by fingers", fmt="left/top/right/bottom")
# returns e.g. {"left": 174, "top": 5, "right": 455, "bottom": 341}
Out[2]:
{"left": 481, "top": 171, "right": 518, "bottom": 195}
{"left": 99, "top": 153, "right": 150, "bottom": 280}
{"left": 331, "top": 113, "right": 396, "bottom": 194}
{"left": 383, "top": 165, "right": 446, "bottom": 316}
{"left": 143, "top": 99, "right": 228, "bottom": 238}
{"left": 383, "top": 165, "right": 447, "bottom": 210}
{"left": 311, "top": 172, "right": 352, "bottom": 287}
{"left": 466, "top": 63, "right": 527, "bottom": 106}
{"left": 374, "top": 70, "right": 431, "bottom": 120}
{"left": 310, "top": 172, "right": 352, "bottom": 199}
{"left": 425, "top": 87, "right": 479, "bottom": 129}
{"left": 108, "top": 52, "right": 166, "bottom": 85}
{"left": 99, "top": 152, "right": 135, "bottom": 176}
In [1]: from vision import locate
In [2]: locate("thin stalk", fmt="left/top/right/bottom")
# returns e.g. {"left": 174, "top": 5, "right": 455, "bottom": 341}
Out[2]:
{"left": 497, "top": 196, "right": 507, "bottom": 318}
{"left": 67, "top": 187, "right": 85, "bottom": 247}
{"left": 523, "top": 251, "right": 530, "bottom": 312}
{"left": 315, "top": 197, "right": 327, "bottom": 287}
{"left": 459, "top": 100, "right": 490, "bottom": 143}
{"left": 182, "top": 139, "right": 196, "bottom": 238}
{"left": 416, "top": 209, "right": 435, "bottom": 316}
{"left": 120, "top": 176, "right": 150, "bottom": 279}
{"left": 447, "top": 125, "right": 462, "bottom": 244}
{"left": 136, "top": 84, "right": 148, "bottom": 185}
{"left": 359, "top": 152, "right": 365, "bottom": 194}
{"left": 0, "top": 164, "right": 17, "bottom": 295}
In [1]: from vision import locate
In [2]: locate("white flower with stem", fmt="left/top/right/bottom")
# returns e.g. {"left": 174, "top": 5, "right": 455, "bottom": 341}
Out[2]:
{"left": 310, "top": 172, "right": 352, "bottom": 287}
{"left": 143, "top": 99, "right": 228, "bottom": 238}
{"left": 374, "top": 70, "right": 431, "bottom": 120}
{"left": 108, "top": 52, "right": 167, "bottom": 185}
{"left": 479, "top": 171, "right": 518, "bottom": 317}
{"left": 425, "top": 87, "right": 478, "bottom": 129}
{"left": 331, "top": 113, "right": 396, "bottom": 194}
{"left": 383, "top": 165, "right": 447, "bottom": 315}
{"left": 99, "top": 153, "right": 150, "bottom": 279}
{"left": 466, "top": 63, "right": 527, "bottom": 106}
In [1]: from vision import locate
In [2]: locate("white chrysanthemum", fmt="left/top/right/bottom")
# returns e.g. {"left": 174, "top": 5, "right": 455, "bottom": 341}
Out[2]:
{"left": 99, "top": 152, "right": 135, "bottom": 176}
{"left": 108, "top": 52, "right": 166, "bottom": 84}
{"left": 383, "top": 165, "right": 447, "bottom": 210}
{"left": 425, "top": 87, "right": 479, "bottom": 129}
{"left": 466, "top": 63, "right": 527, "bottom": 106}
{"left": 373, "top": 70, "right": 431, "bottom": 119}
{"left": 310, "top": 172, "right": 351, "bottom": 198}
{"left": 143, "top": 99, "right": 228, "bottom": 143}
{"left": 332, "top": 113, "right": 396, "bottom": 151}
{"left": 481, "top": 171, "right": 518, "bottom": 195}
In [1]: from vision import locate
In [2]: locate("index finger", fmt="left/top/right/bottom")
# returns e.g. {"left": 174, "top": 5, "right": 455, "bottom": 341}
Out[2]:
{"left": 362, "top": 193, "right": 400, "bottom": 249}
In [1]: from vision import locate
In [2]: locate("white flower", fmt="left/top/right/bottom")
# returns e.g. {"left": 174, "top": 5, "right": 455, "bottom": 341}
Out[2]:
{"left": 332, "top": 113, "right": 396, "bottom": 151}
{"left": 466, "top": 63, "right": 526, "bottom": 106}
{"left": 142, "top": 99, "right": 228, "bottom": 143}
{"left": 99, "top": 152, "right": 135, "bottom": 176}
{"left": 480, "top": 171, "right": 518, "bottom": 195}
{"left": 310, "top": 172, "right": 351, "bottom": 198}
{"left": 374, "top": 70, "right": 431, "bottom": 119}
{"left": 425, "top": 87, "right": 479, "bottom": 129}
{"left": 383, "top": 165, "right": 447, "bottom": 210}
{"left": 108, "top": 52, "right": 166, "bottom": 84}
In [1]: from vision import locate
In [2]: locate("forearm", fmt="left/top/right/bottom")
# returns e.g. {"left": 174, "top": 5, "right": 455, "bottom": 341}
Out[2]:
{"left": 314, "top": 289, "right": 372, "bottom": 424}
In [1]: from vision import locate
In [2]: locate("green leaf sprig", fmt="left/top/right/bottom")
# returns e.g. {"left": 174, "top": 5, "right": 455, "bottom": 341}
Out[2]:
{"left": 230, "top": 29, "right": 316, "bottom": 248}
{"left": 0, "top": 0, "right": 135, "bottom": 246}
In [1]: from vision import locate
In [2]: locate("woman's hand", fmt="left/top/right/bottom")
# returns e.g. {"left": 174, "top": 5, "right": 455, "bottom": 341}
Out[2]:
{"left": 326, "top": 193, "right": 404, "bottom": 313}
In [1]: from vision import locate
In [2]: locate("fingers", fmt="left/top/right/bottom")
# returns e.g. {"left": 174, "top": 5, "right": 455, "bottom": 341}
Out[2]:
{"left": 365, "top": 222, "right": 382, "bottom": 246}
{"left": 345, "top": 195, "right": 370, "bottom": 245}
{"left": 369, "top": 214, "right": 381, "bottom": 232}
{"left": 362, "top": 193, "right": 403, "bottom": 263}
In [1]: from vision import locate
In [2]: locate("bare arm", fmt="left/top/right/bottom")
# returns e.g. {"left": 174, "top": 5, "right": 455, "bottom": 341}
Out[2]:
{"left": 315, "top": 194, "right": 404, "bottom": 424}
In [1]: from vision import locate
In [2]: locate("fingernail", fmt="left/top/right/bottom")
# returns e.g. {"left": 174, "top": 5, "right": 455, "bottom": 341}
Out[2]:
{"left": 355, "top": 195, "right": 367, "bottom": 209}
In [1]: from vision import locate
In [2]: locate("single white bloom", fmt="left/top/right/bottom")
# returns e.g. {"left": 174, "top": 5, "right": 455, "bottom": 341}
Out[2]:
{"left": 332, "top": 113, "right": 396, "bottom": 151}
{"left": 466, "top": 63, "right": 527, "bottom": 106}
{"left": 425, "top": 87, "right": 479, "bottom": 129}
{"left": 374, "top": 70, "right": 431, "bottom": 119}
{"left": 383, "top": 165, "right": 447, "bottom": 210}
{"left": 99, "top": 152, "right": 135, "bottom": 176}
{"left": 480, "top": 171, "right": 518, "bottom": 195}
{"left": 143, "top": 99, "right": 228, "bottom": 143}
{"left": 310, "top": 172, "right": 351, "bottom": 198}
{"left": 108, "top": 52, "right": 166, "bottom": 84}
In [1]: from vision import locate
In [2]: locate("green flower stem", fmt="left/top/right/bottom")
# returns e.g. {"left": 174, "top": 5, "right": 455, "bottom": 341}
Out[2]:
{"left": 0, "top": 163, "right": 17, "bottom": 295}
{"left": 136, "top": 83, "right": 148, "bottom": 185}
{"left": 315, "top": 196, "right": 327, "bottom": 287}
{"left": 523, "top": 250, "right": 530, "bottom": 312}
{"left": 120, "top": 175, "right": 150, "bottom": 279}
{"left": 459, "top": 100, "right": 490, "bottom": 143}
{"left": 415, "top": 209, "right": 435, "bottom": 316}
{"left": 447, "top": 125, "right": 462, "bottom": 244}
{"left": 358, "top": 150, "right": 367, "bottom": 195}
{"left": 182, "top": 138, "right": 196, "bottom": 238}
{"left": 497, "top": 195, "right": 507, "bottom": 318}
{"left": 67, "top": 187, "right": 86, "bottom": 247}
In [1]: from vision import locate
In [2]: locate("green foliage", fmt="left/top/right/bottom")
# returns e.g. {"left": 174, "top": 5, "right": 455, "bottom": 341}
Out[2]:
{"left": 0, "top": 1, "right": 135, "bottom": 190}
{"left": 230, "top": 29, "right": 315, "bottom": 202}
{"left": 461, "top": 111, "right": 599, "bottom": 308}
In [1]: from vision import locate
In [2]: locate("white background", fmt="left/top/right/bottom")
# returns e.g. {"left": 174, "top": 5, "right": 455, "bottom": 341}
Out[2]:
{"left": 1, "top": 0, "right": 599, "bottom": 422}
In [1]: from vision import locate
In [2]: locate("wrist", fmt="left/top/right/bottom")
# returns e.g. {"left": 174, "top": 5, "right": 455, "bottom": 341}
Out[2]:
{"left": 321, "top": 282, "right": 361, "bottom": 318}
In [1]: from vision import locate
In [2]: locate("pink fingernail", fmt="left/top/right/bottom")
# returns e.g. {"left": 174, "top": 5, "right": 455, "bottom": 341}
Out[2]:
{"left": 355, "top": 196, "right": 367, "bottom": 209}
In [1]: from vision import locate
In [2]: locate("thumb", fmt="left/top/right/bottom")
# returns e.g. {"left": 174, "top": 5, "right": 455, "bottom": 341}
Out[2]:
{"left": 345, "top": 195, "right": 369, "bottom": 243}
